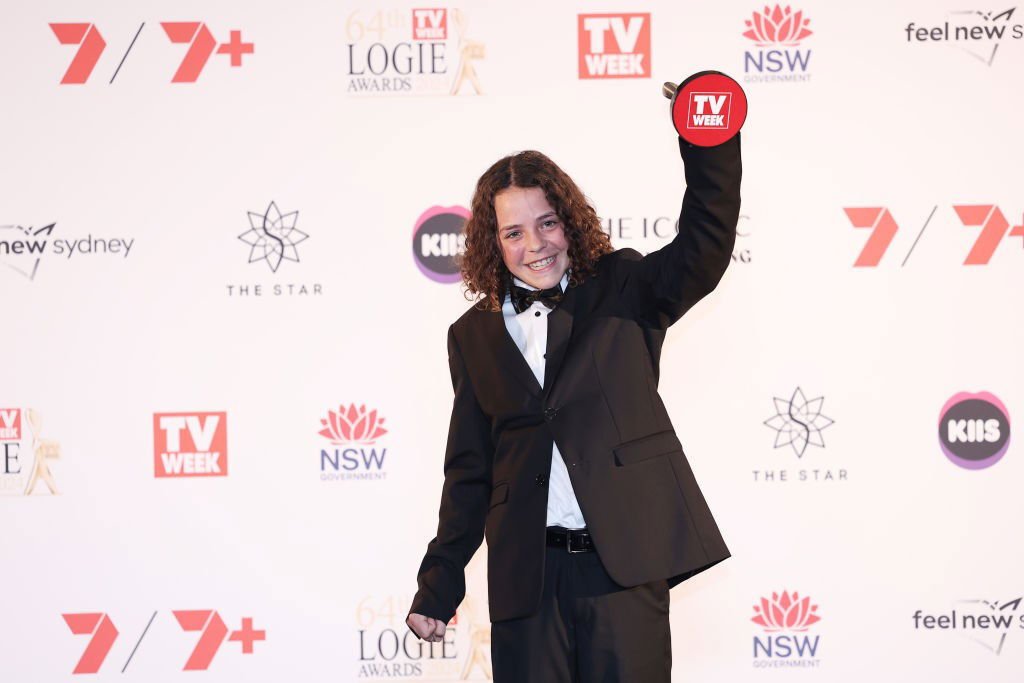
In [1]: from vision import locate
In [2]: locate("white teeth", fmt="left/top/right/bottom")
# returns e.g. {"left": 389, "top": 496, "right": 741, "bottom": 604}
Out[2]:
{"left": 528, "top": 256, "right": 555, "bottom": 270}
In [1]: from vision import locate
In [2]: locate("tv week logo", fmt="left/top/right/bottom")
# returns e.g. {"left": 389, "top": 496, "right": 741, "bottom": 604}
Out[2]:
{"left": 153, "top": 412, "right": 228, "bottom": 478}
{"left": 687, "top": 92, "right": 732, "bottom": 130}
{"left": 412, "top": 8, "right": 447, "bottom": 40}
{"left": 578, "top": 13, "right": 651, "bottom": 79}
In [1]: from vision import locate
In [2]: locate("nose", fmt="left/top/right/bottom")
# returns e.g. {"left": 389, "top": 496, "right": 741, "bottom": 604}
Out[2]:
{"left": 525, "top": 227, "right": 546, "bottom": 252}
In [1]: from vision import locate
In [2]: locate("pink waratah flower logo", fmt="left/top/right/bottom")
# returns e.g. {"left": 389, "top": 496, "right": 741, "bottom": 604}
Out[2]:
{"left": 751, "top": 590, "right": 821, "bottom": 632}
{"left": 319, "top": 404, "right": 388, "bottom": 444}
{"left": 743, "top": 5, "right": 813, "bottom": 46}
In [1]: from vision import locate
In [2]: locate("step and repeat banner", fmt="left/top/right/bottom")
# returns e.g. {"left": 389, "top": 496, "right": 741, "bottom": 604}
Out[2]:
{"left": 1, "top": 1, "right": 1021, "bottom": 681}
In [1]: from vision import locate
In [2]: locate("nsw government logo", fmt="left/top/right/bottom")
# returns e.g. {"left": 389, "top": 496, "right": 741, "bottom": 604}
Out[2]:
{"left": 752, "top": 590, "right": 822, "bottom": 668}
{"left": 0, "top": 408, "right": 62, "bottom": 496}
{"left": 413, "top": 206, "right": 469, "bottom": 283}
{"left": 741, "top": 5, "right": 813, "bottom": 83}
{"left": 153, "top": 412, "right": 228, "bottom": 478}
{"left": 320, "top": 404, "right": 389, "bottom": 481}
{"left": 939, "top": 391, "right": 1011, "bottom": 470}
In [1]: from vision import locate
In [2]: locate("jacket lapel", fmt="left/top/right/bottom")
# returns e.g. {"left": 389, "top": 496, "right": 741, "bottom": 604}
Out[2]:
{"left": 543, "top": 284, "right": 576, "bottom": 394}
{"left": 480, "top": 307, "right": 543, "bottom": 397}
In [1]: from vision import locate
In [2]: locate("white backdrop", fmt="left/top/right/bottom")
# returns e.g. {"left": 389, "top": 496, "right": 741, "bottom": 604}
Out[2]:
{"left": 2, "top": 1, "right": 1022, "bottom": 681}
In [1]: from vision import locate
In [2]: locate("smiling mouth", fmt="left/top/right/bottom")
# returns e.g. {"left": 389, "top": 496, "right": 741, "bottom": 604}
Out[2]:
{"left": 527, "top": 255, "right": 556, "bottom": 270}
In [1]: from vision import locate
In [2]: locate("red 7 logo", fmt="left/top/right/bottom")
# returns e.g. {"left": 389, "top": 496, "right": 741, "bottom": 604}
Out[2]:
{"left": 62, "top": 613, "right": 119, "bottom": 674}
{"left": 161, "top": 22, "right": 217, "bottom": 83}
{"left": 954, "top": 205, "right": 1022, "bottom": 265}
{"left": 49, "top": 23, "right": 106, "bottom": 84}
{"left": 174, "top": 609, "right": 229, "bottom": 671}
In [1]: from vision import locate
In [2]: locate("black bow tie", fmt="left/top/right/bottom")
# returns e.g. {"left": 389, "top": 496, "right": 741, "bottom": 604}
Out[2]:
{"left": 510, "top": 283, "right": 564, "bottom": 314}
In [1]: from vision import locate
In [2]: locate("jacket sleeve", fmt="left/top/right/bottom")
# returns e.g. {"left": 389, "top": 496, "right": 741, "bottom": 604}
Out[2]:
{"left": 614, "top": 134, "right": 742, "bottom": 329}
{"left": 408, "top": 324, "right": 493, "bottom": 624}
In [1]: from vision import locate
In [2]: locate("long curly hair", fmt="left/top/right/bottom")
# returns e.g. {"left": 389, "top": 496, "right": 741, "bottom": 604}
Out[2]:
{"left": 460, "top": 151, "right": 614, "bottom": 311}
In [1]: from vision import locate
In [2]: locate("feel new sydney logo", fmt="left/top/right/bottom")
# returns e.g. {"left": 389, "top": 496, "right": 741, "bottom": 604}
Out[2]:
{"left": 0, "top": 222, "right": 134, "bottom": 281}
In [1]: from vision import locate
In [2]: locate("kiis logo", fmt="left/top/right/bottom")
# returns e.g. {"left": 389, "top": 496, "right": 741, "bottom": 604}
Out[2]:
{"left": 356, "top": 595, "right": 491, "bottom": 679}
{"left": 913, "top": 598, "right": 1023, "bottom": 655}
{"left": 1, "top": 223, "right": 135, "bottom": 282}
{"left": 577, "top": 13, "right": 651, "bottom": 79}
{"left": 741, "top": 5, "right": 813, "bottom": 83}
{"left": 153, "top": 412, "right": 228, "bottom": 478}
{"left": 50, "top": 22, "right": 253, "bottom": 84}
{"left": 413, "top": 206, "right": 469, "bottom": 283}
{"left": 939, "top": 392, "right": 1011, "bottom": 470}
{"left": 844, "top": 204, "right": 1023, "bottom": 267}
{"left": 63, "top": 609, "right": 264, "bottom": 673}
{"left": 0, "top": 408, "right": 62, "bottom": 496}
{"left": 905, "top": 8, "right": 1023, "bottom": 66}
{"left": 345, "top": 8, "right": 485, "bottom": 96}
{"left": 320, "top": 404, "right": 389, "bottom": 481}
{"left": 751, "top": 590, "right": 822, "bottom": 668}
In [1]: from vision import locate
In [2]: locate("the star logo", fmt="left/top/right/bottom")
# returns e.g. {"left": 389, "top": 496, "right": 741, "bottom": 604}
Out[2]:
{"left": 238, "top": 202, "right": 308, "bottom": 272}
{"left": 763, "top": 387, "right": 835, "bottom": 458}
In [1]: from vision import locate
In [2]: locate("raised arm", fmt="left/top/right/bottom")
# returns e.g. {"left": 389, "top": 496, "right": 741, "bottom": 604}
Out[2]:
{"left": 407, "top": 325, "right": 493, "bottom": 637}
{"left": 614, "top": 134, "right": 742, "bottom": 328}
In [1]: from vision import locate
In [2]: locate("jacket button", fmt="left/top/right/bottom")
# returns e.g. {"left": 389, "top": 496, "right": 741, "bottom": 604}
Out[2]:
{"left": 535, "top": 474, "right": 547, "bottom": 486}
{"left": 543, "top": 408, "right": 557, "bottom": 420}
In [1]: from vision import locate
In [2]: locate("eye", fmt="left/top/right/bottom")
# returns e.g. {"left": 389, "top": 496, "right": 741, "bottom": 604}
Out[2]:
{"left": 541, "top": 219, "right": 560, "bottom": 229}
{"left": 503, "top": 230, "right": 521, "bottom": 240}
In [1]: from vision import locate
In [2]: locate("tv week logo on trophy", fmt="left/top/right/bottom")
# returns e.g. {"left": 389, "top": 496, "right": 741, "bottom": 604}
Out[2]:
{"left": 153, "top": 412, "right": 228, "bottom": 478}
{"left": 687, "top": 92, "right": 732, "bottom": 130}
{"left": 577, "top": 13, "right": 651, "bottom": 79}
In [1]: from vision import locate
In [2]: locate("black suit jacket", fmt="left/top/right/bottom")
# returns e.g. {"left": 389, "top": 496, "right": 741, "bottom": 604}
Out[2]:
{"left": 411, "top": 135, "right": 742, "bottom": 624}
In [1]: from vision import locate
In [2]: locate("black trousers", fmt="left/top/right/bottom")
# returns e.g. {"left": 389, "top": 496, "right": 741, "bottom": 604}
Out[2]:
{"left": 490, "top": 544, "right": 671, "bottom": 682}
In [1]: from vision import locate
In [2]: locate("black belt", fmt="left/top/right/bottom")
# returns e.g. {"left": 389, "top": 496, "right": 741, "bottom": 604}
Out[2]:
{"left": 546, "top": 526, "right": 595, "bottom": 553}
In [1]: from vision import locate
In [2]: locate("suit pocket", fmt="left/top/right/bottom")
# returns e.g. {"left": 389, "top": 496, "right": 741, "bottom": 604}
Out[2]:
{"left": 489, "top": 481, "right": 509, "bottom": 509}
{"left": 613, "top": 430, "right": 682, "bottom": 466}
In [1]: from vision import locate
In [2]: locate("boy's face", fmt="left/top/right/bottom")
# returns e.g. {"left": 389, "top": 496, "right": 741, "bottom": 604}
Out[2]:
{"left": 494, "top": 186, "right": 570, "bottom": 290}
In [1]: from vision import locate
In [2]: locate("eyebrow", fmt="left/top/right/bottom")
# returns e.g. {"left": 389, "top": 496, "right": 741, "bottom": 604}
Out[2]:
{"left": 500, "top": 212, "right": 558, "bottom": 233}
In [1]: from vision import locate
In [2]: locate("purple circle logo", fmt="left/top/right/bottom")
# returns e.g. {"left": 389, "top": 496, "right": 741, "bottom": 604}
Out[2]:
{"left": 938, "top": 392, "right": 1011, "bottom": 470}
{"left": 412, "top": 206, "right": 469, "bottom": 284}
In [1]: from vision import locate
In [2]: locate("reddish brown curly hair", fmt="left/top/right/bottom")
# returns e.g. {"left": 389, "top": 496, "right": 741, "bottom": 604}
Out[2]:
{"left": 460, "top": 150, "right": 614, "bottom": 311}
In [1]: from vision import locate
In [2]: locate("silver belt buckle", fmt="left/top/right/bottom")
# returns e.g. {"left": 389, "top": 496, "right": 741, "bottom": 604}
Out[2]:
{"left": 567, "top": 531, "right": 586, "bottom": 554}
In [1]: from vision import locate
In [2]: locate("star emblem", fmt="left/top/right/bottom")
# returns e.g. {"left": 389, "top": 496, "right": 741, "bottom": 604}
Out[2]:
{"left": 763, "top": 387, "right": 835, "bottom": 458}
{"left": 238, "top": 202, "right": 308, "bottom": 272}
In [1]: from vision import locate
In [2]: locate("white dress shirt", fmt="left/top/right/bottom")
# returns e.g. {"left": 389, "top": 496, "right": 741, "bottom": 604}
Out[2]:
{"left": 502, "top": 273, "right": 587, "bottom": 529}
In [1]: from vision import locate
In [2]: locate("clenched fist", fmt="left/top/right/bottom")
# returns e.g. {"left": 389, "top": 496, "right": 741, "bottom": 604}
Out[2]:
{"left": 406, "top": 613, "right": 447, "bottom": 642}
